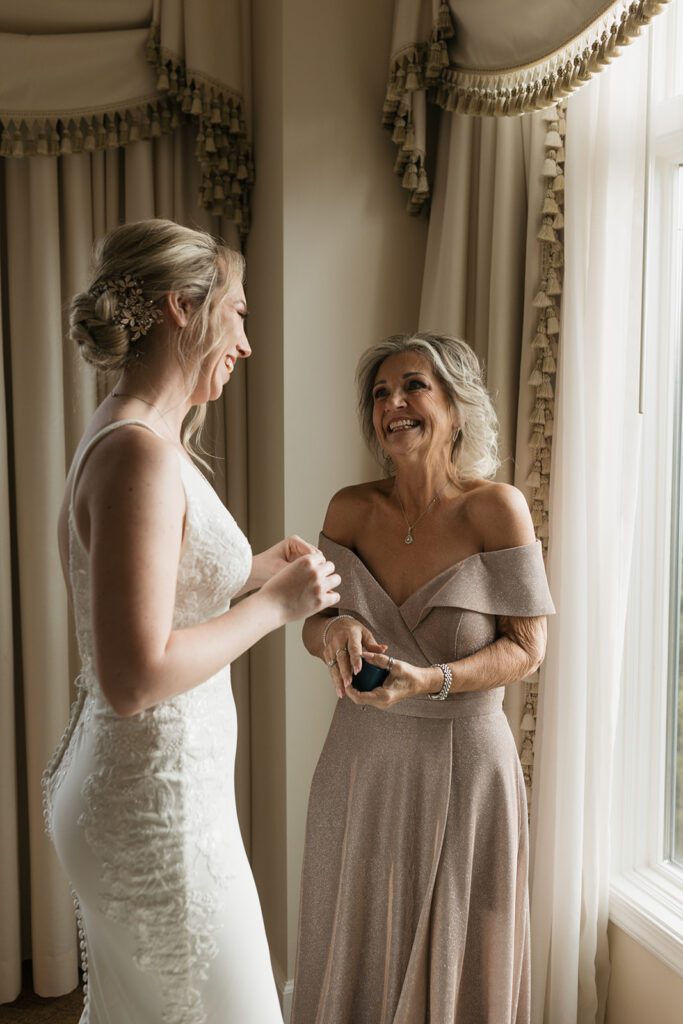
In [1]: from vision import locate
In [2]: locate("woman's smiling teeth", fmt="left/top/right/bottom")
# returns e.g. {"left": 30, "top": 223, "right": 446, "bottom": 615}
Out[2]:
{"left": 388, "top": 418, "right": 420, "bottom": 433}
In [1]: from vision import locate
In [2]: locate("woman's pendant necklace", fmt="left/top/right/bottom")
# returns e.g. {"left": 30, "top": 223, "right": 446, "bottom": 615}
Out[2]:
{"left": 395, "top": 479, "right": 450, "bottom": 545}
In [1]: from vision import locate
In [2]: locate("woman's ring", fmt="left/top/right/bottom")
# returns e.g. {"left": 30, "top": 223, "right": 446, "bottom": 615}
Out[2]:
{"left": 325, "top": 658, "right": 337, "bottom": 667}
{"left": 387, "top": 656, "right": 395, "bottom": 670}
{"left": 335, "top": 647, "right": 348, "bottom": 657}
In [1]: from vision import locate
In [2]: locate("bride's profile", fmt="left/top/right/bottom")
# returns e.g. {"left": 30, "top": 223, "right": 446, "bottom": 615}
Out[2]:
{"left": 42, "top": 218, "right": 340, "bottom": 1023}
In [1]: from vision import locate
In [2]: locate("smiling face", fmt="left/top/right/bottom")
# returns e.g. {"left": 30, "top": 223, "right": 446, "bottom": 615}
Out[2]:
{"left": 371, "top": 351, "right": 459, "bottom": 463}
{"left": 191, "top": 278, "right": 251, "bottom": 404}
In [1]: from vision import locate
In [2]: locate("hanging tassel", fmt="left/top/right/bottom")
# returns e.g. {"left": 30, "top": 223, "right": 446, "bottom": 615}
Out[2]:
{"left": 531, "top": 505, "right": 544, "bottom": 528}
{"left": 556, "top": 145, "right": 565, "bottom": 163}
{"left": 553, "top": 173, "right": 565, "bottom": 192}
{"left": 60, "top": 132, "right": 73, "bottom": 155}
{"left": 437, "top": 1, "right": 455, "bottom": 38}
{"left": 204, "top": 130, "right": 217, "bottom": 154}
{"left": 84, "top": 124, "right": 96, "bottom": 151}
{"left": 542, "top": 105, "right": 558, "bottom": 122}
{"left": 392, "top": 117, "right": 406, "bottom": 144}
{"left": 542, "top": 352, "right": 557, "bottom": 373}
{"left": 545, "top": 126, "right": 562, "bottom": 148}
{"left": 157, "top": 65, "right": 170, "bottom": 92}
{"left": 526, "top": 467, "right": 541, "bottom": 488}
{"left": 530, "top": 400, "right": 547, "bottom": 425}
{"left": 546, "top": 272, "right": 562, "bottom": 295}
{"left": 532, "top": 286, "right": 550, "bottom": 308}
{"left": 169, "top": 68, "right": 179, "bottom": 95}
{"left": 190, "top": 88, "right": 203, "bottom": 116}
{"left": 416, "top": 168, "right": 430, "bottom": 195}
{"left": 402, "top": 161, "right": 419, "bottom": 190}
{"left": 36, "top": 132, "right": 48, "bottom": 156}
{"left": 542, "top": 192, "right": 559, "bottom": 215}
{"left": 532, "top": 331, "right": 549, "bottom": 349}
{"left": 521, "top": 705, "right": 536, "bottom": 731}
{"left": 553, "top": 212, "right": 564, "bottom": 230}
{"left": 106, "top": 121, "right": 118, "bottom": 148}
{"left": 211, "top": 102, "right": 222, "bottom": 125}
{"left": 129, "top": 118, "right": 140, "bottom": 143}
{"left": 541, "top": 456, "right": 551, "bottom": 475}
{"left": 405, "top": 63, "right": 421, "bottom": 91}
{"left": 538, "top": 220, "right": 557, "bottom": 243}
{"left": 538, "top": 481, "right": 550, "bottom": 503}
{"left": 521, "top": 741, "right": 535, "bottom": 767}
{"left": 11, "top": 133, "right": 23, "bottom": 157}
{"left": 528, "top": 367, "right": 543, "bottom": 387}
{"left": 538, "top": 375, "right": 554, "bottom": 399}
{"left": 529, "top": 428, "right": 545, "bottom": 450}
{"left": 544, "top": 416, "right": 554, "bottom": 438}
{"left": 546, "top": 315, "right": 559, "bottom": 335}
{"left": 543, "top": 155, "right": 558, "bottom": 178}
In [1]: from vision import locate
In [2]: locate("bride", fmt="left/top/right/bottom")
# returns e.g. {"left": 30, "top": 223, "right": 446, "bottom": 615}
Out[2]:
{"left": 43, "top": 219, "right": 340, "bottom": 1023}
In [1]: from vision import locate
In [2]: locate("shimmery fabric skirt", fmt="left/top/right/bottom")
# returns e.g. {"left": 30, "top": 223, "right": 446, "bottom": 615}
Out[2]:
{"left": 291, "top": 690, "right": 529, "bottom": 1024}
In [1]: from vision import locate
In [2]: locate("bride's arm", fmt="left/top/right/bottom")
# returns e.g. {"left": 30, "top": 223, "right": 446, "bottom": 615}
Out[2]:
{"left": 80, "top": 429, "right": 339, "bottom": 717}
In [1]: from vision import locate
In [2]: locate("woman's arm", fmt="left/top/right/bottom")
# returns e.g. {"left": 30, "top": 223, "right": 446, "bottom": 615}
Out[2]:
{"left": 81, "top": 429, "right": 340, "bottom": 716}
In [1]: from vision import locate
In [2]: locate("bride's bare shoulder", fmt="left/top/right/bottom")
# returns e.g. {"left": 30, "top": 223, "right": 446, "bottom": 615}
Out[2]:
{"left": 322, "top": 479, "right": 390, "bottom": 547}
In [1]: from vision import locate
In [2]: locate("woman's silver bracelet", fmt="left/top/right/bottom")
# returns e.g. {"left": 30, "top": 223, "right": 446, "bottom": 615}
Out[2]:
{"left": 321, "top": 614, "right": 356, "bottom": 650}
{"left": 428, "top": 662, "right": 453, "bottom": 701}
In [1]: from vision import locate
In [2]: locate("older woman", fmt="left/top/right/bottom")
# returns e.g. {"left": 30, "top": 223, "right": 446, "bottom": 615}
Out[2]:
{"left": 291, "top": 333, "right": 554, "bottom": 1024}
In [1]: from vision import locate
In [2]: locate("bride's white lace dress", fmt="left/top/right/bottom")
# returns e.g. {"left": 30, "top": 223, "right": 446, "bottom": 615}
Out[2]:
{"left": 43, "top": 419, "right": 282, "bottom": 1024}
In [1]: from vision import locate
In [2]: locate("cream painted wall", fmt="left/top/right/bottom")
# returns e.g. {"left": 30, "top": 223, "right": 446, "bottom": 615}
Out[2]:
{"left": 606, "top": 924, "right": 683, "bottom": 1024}
{"left": 248, "top": 0, "right": 428, "bottom": 989}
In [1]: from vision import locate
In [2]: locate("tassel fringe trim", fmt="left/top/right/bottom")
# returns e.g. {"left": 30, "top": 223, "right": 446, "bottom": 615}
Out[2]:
{"left": 0, "top": 23, "right": 253, "bottom": 234}
{"left": 384, "top": 0, "right": 669, "bottom": 209}
{"left": 521, "top": 97, "right": 567, "bottom": 807}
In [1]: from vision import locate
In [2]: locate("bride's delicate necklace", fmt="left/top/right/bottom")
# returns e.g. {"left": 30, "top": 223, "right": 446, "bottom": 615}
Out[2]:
{"left": 110, "top": 391, "right": 175, "bottom": 441}
{"left": 110, "top": 391, "right": 160, "bottom": 411}
{"left": 395, "top": 478, "right": 450, "bottom": 545}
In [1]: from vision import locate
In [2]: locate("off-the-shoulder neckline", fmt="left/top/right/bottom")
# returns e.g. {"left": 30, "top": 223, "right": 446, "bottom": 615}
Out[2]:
{"left": 319, "top": 533, "right": 540, "bottom": 610}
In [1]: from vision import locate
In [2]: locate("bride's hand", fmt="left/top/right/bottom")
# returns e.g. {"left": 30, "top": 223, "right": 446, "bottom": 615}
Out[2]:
{"left": 261, "top": 552, "right": 340, "bottom": 622}
{"left": 252, "top": 535, "right": 320, "bottom": 586}
{"left": 343, "top": 651, "right": 444, "bottom": 709}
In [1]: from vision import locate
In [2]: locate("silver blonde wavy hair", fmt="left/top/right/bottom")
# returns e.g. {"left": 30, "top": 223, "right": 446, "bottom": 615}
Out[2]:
{"left": 356, "top": 333, "right": 500, "bottom": 481}
{"left": 69, "top": 218, "right": 245, "bottom": 463}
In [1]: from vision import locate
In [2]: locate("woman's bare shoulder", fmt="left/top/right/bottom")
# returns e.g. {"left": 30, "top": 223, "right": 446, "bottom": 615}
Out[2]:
{"left": 322, "top": 479, "right": 390, "bottom": 547}
{"left": 462, "top": 480, "right": 536, "bottom": 551}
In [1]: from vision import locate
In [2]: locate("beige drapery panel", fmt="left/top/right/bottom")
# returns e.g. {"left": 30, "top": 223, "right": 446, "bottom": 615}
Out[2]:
{"left": 0, "top": 2, "right": 253, "bottom": 1004}
{"left": 0, "top": 0, "right": 253, "bottom": 231}
{"left": 383, "top": 0, "right": 669, "bottom": 210}
{"left": 0, "top": 133, "right": 250, "bottom": 1007}
{"left": 417, "top": 106, "right": 551, "bottom": 773}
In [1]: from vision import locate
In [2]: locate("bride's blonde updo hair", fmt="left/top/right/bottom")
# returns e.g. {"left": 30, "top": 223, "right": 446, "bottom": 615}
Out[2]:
{"left": 70, "top": 218, "right": 244, "bottom": 374}
{"left": 356, "top": 333, "right": 500, "bottom": 482}
{"left": 69, "top": 218, "right": 245, "bottom": 459}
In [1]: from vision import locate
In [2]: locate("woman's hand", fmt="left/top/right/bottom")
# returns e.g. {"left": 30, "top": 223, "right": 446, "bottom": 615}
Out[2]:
{"left": 248, "top": 535, "right": 320, "bottom": 590}
{"left": 343, "top": 650, "right": 442, "bottom": 709}
{"left": 321, "top": 618, "right": 387, "bottom": 699}
{"left": 261, "top": 552, "right": 340, "bottom": 623}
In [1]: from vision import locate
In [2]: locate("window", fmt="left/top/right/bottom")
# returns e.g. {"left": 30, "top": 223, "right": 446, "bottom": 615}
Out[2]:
{"left": 610, "top": 1, "right": 683, "bottom": 974}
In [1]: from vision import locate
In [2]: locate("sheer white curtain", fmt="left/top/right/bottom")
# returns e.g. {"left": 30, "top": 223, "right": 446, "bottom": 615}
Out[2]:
{"left": 529, "top": 36, "right": 649, "bottom": 1024}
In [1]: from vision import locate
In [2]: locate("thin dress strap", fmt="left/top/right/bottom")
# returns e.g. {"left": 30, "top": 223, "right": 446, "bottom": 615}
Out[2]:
{"left": 69, "top": 418, "right": 165, "bottom": 514}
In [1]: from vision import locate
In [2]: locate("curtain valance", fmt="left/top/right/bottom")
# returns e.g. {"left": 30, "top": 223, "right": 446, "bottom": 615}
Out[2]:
{"left": 0, "top": 0, "right": 252, "bottom": 232}
{"left": 384, "top": 0, "right": 669, "bottom": 211}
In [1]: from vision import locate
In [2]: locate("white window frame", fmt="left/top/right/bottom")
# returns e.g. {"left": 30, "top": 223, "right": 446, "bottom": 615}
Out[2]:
{"left": 609, "top": 9, "right": 683, "bottom": 977}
